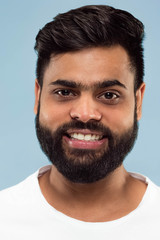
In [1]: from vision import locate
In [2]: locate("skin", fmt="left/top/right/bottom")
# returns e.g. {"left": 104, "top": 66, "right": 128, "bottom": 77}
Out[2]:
{"left": 34, "top": 45, "right": 146, "bottom": 222}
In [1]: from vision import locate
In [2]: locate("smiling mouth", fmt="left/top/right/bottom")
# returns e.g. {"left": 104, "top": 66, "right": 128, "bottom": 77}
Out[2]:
{"left": 65, "top": 132, "right": 104, "bottom": 141}
{"left": 63, "top": 129, "right": 108, "bottom": 150}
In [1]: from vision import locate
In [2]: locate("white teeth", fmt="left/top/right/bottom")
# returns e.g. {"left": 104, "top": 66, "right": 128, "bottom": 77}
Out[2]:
{"left": 84, "top": 134, "right": 91, "bottom": 141}
{"left": 77, "top": 133, "right": 84, "bottom": 140}
{"left": 91, "top": 134, "right": 96, "bottom": 140}
{"left": 70, "top": 133, "right": 101, "bottom": 141}
{"left": 95, "top": 135, "right": 100, "bottom": 140}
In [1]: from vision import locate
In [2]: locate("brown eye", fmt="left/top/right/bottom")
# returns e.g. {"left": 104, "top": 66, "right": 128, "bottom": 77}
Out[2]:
{"left": 104, "top": 92, "right": 117, "bottom": 99}
{"left": 60, "top": 90, "right": 70, "bottom": 96}
{"left": 98, "top": 91, "right": 120, "bottom": 105}
{"left": 56, "top": 89, "right": 74, "bottom": 96}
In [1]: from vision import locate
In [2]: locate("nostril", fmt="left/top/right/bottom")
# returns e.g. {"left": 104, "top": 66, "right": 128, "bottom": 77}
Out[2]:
{"left": 70, "top": 111, "right": 80, "bottom": 120}
{"left": 71, "top": 116, "right": 79, "bottom": 121}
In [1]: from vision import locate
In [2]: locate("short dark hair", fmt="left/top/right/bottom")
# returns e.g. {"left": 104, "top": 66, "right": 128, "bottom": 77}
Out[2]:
{"left": 34, "top": 5, "right": 145, "bottom": 90}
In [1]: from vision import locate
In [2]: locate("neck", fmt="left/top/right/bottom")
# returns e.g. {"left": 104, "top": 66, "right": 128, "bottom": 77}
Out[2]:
{"left": 39, "top": 165, "right": 147, "bottom": 222}
{"left": 50, "top": 165, "right": 127, "bottom": 199}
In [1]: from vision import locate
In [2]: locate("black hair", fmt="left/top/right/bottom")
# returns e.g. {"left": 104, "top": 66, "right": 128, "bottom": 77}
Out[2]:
{"left": 34, "top": 5, "right": 145, "bottom": 90}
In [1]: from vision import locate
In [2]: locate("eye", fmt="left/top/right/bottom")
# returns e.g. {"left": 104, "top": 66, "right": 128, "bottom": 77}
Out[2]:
{"left": 103, "top": 92, "right": 118, "bottom": 99}
{"left": 98, "top": 91, "right": 120, "bottom": 104}
{"left": 53, "top": 89, "right": 77, "bottom": 100}
{"left": 56, "top": 89, "right": 74, "bottom": 96}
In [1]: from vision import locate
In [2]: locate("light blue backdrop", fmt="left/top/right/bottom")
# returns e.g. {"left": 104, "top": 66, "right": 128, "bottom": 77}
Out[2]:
{"left": 0, "top": 0, "right": 160, "bottom": 190}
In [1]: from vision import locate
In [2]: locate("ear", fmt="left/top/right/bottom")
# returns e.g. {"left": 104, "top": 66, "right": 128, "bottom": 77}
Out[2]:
{"left": 34, "top": 79, "right": 41, "bottom": 115}
{"left": 136, "top": 82, "right": 145, "bottom": 121}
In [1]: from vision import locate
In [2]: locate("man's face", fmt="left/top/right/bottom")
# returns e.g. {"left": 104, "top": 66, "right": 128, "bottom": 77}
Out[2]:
{"left": 34, "top": 46, "right": 145, "bottom": 183}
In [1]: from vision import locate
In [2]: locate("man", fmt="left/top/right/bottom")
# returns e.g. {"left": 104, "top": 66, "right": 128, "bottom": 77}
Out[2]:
{"left": 0, "top": 5, "right": 160, "bottom": 239}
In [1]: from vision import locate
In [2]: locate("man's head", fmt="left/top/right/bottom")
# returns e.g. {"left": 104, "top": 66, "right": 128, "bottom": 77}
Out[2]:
{"left": 34, "top": 5, "right": 145, "bottom": 183}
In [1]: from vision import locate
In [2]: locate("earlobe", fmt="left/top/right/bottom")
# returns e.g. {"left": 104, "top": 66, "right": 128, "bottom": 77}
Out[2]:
{"left": 34, "top": 79, "right": 41, "bottom": 115}
{"left": 136, "top": 82, "right": 145, "bottom": 121}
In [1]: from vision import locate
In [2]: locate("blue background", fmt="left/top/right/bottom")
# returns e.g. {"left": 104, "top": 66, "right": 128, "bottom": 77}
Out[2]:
{"left": 0, "top": 0, "right": 160, "bottom": 190}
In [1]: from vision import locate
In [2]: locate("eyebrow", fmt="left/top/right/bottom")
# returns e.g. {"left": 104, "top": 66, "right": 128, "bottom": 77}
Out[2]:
{"left": 97, "top": 80, "right": 126, "bottom": 89}
{"left": 49, "top": 79, "right": 127, "bottom": 90}
{"left": 49, "top": 79, "right": 79, "bottom": 88}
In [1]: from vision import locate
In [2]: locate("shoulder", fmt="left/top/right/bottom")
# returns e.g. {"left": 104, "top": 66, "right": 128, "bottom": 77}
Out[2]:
{"left": 0, "top": 169, "right": 43, "bottom": 227}
{"left": 130, "top": 172, "right": 160, "bottom": 203}
{"left": 131, "top": 172, "right": 160, "bottom": 216}
{"left": 0, "top": 169, "right": 45, "bottom": 232}
{"left": 0, "top": 170, "right": 39, "bottom": 205}
{"left": 146, "top": 176, "right": 160, "bottom": 201}
{"left": 0, "top": 165, "right": 51, "bottom": 207}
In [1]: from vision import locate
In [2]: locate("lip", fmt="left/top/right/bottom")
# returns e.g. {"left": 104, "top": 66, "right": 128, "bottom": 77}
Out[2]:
{"left": 67, "top": 129, "right": 103, "bottom": 136}
{"left": 63, "top": 135, "right": 108, "bottom": 150}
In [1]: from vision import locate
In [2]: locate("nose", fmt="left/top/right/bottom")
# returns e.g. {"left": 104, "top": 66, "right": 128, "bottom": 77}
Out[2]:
{"left": 70, "top": 94, "right": 102, "bottom": 123}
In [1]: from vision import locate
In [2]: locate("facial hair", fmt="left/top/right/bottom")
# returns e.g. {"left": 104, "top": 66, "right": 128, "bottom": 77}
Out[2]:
{"left": 35, "top": 110, "right": 138, "bottom": 183}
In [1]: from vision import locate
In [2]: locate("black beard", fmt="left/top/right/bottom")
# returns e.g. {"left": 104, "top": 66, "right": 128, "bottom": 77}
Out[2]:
{"left": 35, "top": 111, "right": 138, "bottom": 183}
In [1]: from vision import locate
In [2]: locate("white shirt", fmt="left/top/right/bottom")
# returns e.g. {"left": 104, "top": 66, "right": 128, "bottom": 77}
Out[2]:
{"left": 0, "top": 165, "right": 160, "bottom": 240}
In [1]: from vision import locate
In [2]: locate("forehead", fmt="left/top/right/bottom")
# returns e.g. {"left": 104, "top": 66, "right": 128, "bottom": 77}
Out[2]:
{"left": 43, "top": 46, "right": 134, "bottom": 88}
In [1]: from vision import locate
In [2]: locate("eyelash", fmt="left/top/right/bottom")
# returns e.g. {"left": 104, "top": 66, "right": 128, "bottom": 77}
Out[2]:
{"left": 54, "top": 89, "right": 76, "bottom": 97}
{"left": 53, "top": 89, "right": 120, "bottom": 104}
{"left": 97, "top": 91, "right": 120, "bottom": 103}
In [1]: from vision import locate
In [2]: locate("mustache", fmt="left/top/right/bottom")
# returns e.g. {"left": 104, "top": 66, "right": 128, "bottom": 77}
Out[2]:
{"left": 49, "top": 120, "right": 113, "bottom": 139}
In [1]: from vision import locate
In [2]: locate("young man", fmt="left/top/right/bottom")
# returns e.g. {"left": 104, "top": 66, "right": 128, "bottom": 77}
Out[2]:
{"left": 0, "top": 5, "right": 160, "bottom": 239}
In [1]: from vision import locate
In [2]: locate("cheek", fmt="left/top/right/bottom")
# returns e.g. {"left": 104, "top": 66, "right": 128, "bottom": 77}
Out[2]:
{"left": 102, "top": 104, "right": 135, "bottom": 134}
{"left": 39, "top": 100, "right": 71, "bottom": 129}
